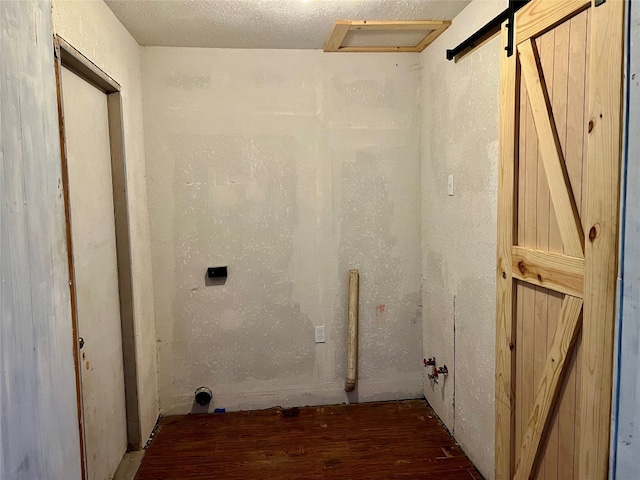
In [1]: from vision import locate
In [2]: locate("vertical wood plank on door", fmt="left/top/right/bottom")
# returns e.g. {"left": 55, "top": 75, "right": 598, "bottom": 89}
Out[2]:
{"left": 559, "top": 10, "right": 588, "bottom": 480}
{"left": 532, "top": 28, "right": 554, "bottom": 477}
{"left": 574, "top": 9, "right": 590, "bottom": 477}
{"left": 549, "top": 16, "right": 571, "bottom": 259}
{"left": 520, "top": 48, "right": 539, "bottom": 478}
{"left": 515, "top": 278, "right": 524, "bottom": 457}
{"left": 515, "top": 70, "right": 529, "bottom": 463}
{"left": 495, "top": 21, "right": 519, "bottom": 480}
{"left": 580, "top": 0, "right": 625, "bottom": 477}
{"left": 546, "top": 19, "right": 571, "bottom": 480}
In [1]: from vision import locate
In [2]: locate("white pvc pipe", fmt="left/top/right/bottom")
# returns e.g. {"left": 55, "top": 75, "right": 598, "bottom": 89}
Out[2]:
{"left": 345, "top": 269, "right": 359, "bottom": 392}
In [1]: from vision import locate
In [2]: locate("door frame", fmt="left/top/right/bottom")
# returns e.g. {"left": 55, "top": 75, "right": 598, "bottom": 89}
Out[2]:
{"left": 495, "top": 0, "right": 625, "bottom": 478}
{"left": 53, "top": 35, "right": 142, "bottom": 479}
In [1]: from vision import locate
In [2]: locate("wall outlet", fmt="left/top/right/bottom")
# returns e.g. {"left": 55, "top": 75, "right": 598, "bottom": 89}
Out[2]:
{"left": 315, "top": 326, "right": 325, "bottom": 343}
{"left": 448, "top": 175, "right": 454, "bottom": 196}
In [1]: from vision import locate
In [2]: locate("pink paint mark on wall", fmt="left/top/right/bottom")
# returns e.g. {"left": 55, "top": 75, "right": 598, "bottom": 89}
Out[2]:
{"left": 376, "top": 304, "right": 386, "bottom": 325}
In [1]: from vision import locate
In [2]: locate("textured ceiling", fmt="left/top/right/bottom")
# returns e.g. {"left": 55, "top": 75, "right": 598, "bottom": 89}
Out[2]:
{"left": 104, "top": 0, "right": 471, "bottom": 49}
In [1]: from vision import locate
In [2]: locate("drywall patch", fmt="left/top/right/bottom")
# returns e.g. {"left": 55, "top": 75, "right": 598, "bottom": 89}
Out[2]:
{"left": 167, "top": 132, "right": 315, "bottom": 383}
{"left": 144, "top": 48, "right": 422, "bottom": 413}
{"left": 166, "top": 73, "right": 211, "bottom": 90}
{"left": 219, "top": 309, "right": 244, "bottom": 331}
{"left": 337, "top": 149, "right": 422, "bottom": 378}
{"left": 332, "top": 78, "right": 395, "bottom": 108}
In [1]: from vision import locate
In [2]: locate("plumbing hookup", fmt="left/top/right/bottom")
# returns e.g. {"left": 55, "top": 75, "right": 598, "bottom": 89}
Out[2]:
{"left": 423, "top": 357, "right": 448, "bottom": 384}
{"left": 345, "top": 269, "right": 359, "bottom": 392}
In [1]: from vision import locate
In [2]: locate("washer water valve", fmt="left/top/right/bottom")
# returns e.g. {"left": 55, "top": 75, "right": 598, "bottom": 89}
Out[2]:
{"left": 423, "top": 357, "right": 436, "bottom": 367}
{"left": 424, "top": 359, "right": 449, "bottom": 384}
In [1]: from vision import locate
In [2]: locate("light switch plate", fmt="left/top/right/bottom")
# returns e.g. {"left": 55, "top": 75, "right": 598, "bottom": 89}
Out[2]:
{"left": 315, "top": 326, "right": 326, "bottom": 343}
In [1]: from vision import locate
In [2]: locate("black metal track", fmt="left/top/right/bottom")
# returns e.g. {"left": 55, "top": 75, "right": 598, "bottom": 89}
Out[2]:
{"left": 446, "top": 0, "right": 531, "bottom": 61}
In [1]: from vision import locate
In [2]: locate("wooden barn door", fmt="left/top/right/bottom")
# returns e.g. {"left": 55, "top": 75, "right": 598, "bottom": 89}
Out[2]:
{"left": 495, "top": 1, "right": 624, "bottom": 479}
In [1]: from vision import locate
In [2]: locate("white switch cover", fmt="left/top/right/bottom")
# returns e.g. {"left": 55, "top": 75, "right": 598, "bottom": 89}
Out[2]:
{"left": 448, "top": 175, "right": 454, "bottom": 196}
{"left": 315, "top": 326, "right": 326, "bottom": 343}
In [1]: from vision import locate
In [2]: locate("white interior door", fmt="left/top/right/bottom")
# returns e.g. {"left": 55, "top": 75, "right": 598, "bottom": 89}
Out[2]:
{"left": 61, "top": 66, "right": 127, "bottom": 480}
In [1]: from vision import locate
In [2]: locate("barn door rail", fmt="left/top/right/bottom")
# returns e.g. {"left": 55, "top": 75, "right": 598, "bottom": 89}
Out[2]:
{"left": 445, "top": 0, "right": 530, "bottom": 61}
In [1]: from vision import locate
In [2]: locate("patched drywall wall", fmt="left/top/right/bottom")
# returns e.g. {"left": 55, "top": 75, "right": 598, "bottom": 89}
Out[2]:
{"left": 143, "top": 48, "right": 423, "bottom": 414}
{"left": 52, "top": 0, "right": 159, "bottom": 445}
{"left": 612, "top": 1, "right": 640, "bottom": 477}
{"left": 419, "top": 0, "right": 505, "bottom": 478}
{"left": 1, "top": 1, "right": 81, "bottom": 477}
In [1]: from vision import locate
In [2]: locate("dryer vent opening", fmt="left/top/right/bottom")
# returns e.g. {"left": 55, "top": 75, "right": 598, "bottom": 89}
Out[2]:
{"left": 194, "top": 387, "right": 212, "bottom": 406}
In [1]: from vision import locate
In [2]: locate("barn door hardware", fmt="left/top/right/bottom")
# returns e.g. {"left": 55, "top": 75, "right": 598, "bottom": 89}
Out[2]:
{"left": 427, "top": 365, "right": 449, "bottom": 384}
{"left": 504, "top": 0, "right": 531, "bottom": 57}
{"left": 445, "top": 0, "right": 530, "bottom": 61}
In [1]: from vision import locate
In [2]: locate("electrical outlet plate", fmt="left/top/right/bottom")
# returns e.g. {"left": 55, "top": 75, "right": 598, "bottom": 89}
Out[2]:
{"left": 315, "top": 326, "right": 326, "bottom": 343}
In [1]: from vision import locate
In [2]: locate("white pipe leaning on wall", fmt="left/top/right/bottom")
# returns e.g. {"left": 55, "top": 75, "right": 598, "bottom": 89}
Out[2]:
{"left": 345, "top": 269, "right": 359, "bottom": 392}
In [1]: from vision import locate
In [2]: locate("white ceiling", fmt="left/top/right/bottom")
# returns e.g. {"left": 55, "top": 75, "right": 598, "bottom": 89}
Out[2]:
{"left": 104, "top": 0, "right": 471, "bottom": 50}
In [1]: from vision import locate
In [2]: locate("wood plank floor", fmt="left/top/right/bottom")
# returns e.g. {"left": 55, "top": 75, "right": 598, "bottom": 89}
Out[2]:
{"left": 136, "top": 400, "right": 483, "bottom": 480}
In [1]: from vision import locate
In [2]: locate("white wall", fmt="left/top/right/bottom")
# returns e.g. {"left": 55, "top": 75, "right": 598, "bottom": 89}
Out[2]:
{"left": 0, "top": 1, "right": 82, "bottom": 478}
{"left": 419, "top": 1, "right": 505, "bottom": 478}
{"left": 52, "top": 0, "right": 159, "bottom": 445}
{"left": 143, "top": 48, "right": 423, "bottom": 414}
{"left": 612, "top": 1, "right": 640, "bottom": 478}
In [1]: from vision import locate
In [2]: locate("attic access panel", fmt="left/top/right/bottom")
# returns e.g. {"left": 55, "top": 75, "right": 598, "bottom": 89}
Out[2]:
{"left": 324, "top": 20, "right": 450, "bottom": 53}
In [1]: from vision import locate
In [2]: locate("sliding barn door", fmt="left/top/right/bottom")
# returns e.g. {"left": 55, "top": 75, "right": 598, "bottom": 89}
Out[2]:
{"left": 495, "top": 1, "right": 624, "bottom": 479}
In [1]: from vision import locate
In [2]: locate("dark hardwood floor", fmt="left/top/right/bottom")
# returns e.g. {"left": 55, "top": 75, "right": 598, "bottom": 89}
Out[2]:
{"left": 136, "top": 399, "right": 483, "bottom": 479}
